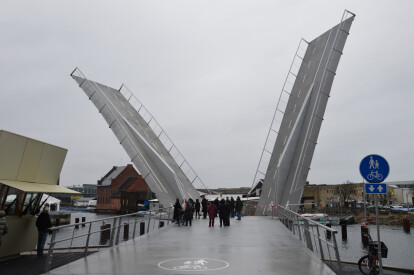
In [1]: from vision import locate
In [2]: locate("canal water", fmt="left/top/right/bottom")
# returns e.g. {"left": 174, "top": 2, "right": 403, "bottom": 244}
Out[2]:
{"left": 332, "top": 224, "right": 413, "bottom": 270}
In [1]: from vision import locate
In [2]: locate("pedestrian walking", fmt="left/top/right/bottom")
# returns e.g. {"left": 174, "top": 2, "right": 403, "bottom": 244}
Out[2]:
{"left": 235, "top": 196, "right": 243, "bottom": 220}
{"left": 36, "top": 205, "right": 52, "bottom": 256}
{"left": 195, "top": 199, "right": 201, "bottom": 219}
{"left": 0, "top": 210, "right": 8, "bottom": 247}
{"left": 208, "top": 202, "right": 218, "bottom": 227}
{"left": 201, "top": 197, "right": 208, "bottom": 219}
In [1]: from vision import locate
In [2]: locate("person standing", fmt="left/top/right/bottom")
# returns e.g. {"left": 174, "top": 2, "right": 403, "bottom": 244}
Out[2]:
{"left": 201, "top": 197, "right": 208, "bottom": 219}
{"left": 36, "top": 205, "right": 52, "bottom": 256}
{"left": 0, "top": 210, "right": 8, "bottom": 247}
{"left": 230, "top": 197, "right": 235, "bottom": 218}
{"left": 218, "top": 199, "right": 227, "bottom": 227}
{"left": 207, "top": 202, "right": 218, "bottom": 227}
{"left": 195, "top": 199, "right": 201, "bottom": 219}
{"left": 235, "top": 196, "right": 243, "bottom": 220}
{"left": 185, "top": 198, "right": 194, "bottom": 226}
{"left": 173, "top": 198, "right": 182, "bottom": 224}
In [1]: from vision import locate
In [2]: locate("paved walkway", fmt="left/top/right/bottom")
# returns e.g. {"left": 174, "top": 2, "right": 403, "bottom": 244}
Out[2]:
{"left": 44, "top": 216, "right": 335, "bottom": 275}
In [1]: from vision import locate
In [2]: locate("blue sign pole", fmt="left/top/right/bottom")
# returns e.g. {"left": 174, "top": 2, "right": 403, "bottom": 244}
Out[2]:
{"left": 359, "top": 154, "right": 390, "bottom": 275}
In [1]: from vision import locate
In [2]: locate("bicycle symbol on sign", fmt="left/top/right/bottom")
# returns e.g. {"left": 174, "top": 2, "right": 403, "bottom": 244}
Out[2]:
{"left": 366, "top": 170, "right": 383, "bottom": 181}
{"left": 366, "top": 156, "right": 383, "bottom": 181}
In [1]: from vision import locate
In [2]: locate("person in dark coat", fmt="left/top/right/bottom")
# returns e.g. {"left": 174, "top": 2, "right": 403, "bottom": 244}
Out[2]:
{"left": 235, "top": 196, "right": 243, "bottom": 220}
{"left": 201, "top": 197, "right": 208, "bottom": 219}
{"left": 213, "top": 197, "right": 220, "bottom": 208}
{"left": 195, "top": 199, "right": 201, "bottom": 219}
{"left": 224, "top": 198, "right": 231, "bottom": 226}
{"left": 185, "top": 198, "right": 194, "bottom": 226}
{"left": 230, "top": 197, "right": 235, "bottom": 218}
{"left": 207, "top": 202, "right": 218, "bottom": 227}
{"left": 218, "top": 199, "right": 227, "bottom": 227}
{"left": 173, "top": 198, "right": 182, "bottom": 224}
{"left": 36, "top": 205, "right": 52, "bottom": 256}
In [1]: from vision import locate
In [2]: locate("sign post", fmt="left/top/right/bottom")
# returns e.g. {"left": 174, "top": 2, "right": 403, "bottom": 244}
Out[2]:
{"left": 360, "top": 154, "right": 390, "bottom": 275}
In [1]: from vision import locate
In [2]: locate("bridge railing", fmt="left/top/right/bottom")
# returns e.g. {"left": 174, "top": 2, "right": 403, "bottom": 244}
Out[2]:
{"left": 276, "top": 205, "right": 342, "bottom": 274}
{"left": 44, "top": 207, "right": 173, "bottom": 272}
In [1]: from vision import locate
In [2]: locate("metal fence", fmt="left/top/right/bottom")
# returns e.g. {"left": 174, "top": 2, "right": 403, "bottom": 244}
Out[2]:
{"left": 45, "top": 207, "right": 173, "bottom": 272}
{"left": 276, "top": 205, "right": 342, "bottom": 274}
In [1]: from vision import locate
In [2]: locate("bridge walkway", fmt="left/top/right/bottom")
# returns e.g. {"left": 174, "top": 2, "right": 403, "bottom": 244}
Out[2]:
{"left": 44, "top": 216, "right": 335, "bottom": 275}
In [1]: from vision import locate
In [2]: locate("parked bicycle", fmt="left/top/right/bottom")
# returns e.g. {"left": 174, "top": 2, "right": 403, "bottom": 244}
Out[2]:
{"left": 358, "top": 233, "right": 388, "bottom": 275}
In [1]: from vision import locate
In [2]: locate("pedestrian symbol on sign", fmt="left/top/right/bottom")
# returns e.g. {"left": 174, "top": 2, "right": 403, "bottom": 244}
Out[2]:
{"left": 360, "top": 154, "right": 389, "bottom": 184}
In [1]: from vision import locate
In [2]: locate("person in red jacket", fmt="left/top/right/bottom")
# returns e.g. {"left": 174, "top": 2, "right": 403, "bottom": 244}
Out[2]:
{"left": 207, "top": 202, "right": 218, "bottom": 227}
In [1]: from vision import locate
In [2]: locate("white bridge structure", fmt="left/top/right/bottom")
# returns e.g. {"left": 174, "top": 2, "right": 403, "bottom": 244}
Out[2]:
{"left": 71, "top": 69, "right": 208, "bottom": 207}
{"left": 254, "top": 10, "right": 355, "bottom": 215}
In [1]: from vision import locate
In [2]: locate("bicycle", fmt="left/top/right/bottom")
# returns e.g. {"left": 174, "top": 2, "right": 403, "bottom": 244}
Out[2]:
{"left": 358, "top": 232, "right": 388, "bottom": 275}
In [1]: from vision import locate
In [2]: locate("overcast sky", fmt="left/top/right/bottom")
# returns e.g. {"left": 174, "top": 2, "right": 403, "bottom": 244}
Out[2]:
{"left": 1, "top": 1, "right": 413, "bottom": 190}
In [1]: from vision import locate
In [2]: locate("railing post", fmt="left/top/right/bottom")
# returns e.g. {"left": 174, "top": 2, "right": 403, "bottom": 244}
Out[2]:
{"left": 84, "top": 222, "right": 93, "bottom": 256}
{"left": 45, "top": 230, "right": 57, "bottom": 272}
{"left": 147, "top": 212, "right": 152, "bottom": 233}
{"left": 132, "top": 215, "right": 138, "bottom": 239}
{"left": 303, "top": 220, "right": 313, "bottom": 251}
{"left": 109, "top": 217, "right": 117, "bottom": 246}
{"left": 316, "top": 226, "right": 325, "bottom": 260}
{"left": 332, "top": 232, "right": 342, "bottom": 273}
{"left": 296, "top": 215, "right": 302, "bottom": 242}
{"left": 115, "top": 216, "right": 122, "bottom": 245}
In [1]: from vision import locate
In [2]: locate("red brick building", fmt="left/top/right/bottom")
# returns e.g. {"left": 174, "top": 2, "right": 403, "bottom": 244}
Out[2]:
{"left": 97, "top": 164, "right": 153, "bottom": 213}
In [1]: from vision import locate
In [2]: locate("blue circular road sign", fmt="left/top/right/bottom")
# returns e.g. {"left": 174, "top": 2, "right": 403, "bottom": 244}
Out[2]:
{"left": 359, "top": 154, "right": 389, "bottom": 183}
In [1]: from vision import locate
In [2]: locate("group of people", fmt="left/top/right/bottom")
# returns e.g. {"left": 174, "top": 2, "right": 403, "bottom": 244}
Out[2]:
{"left": 173, "top": 196, "right": 244, "bottom": 228}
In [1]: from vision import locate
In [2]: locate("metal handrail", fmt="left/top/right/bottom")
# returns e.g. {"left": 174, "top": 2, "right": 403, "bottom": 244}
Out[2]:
{"left": 45, "top": 206, "right": 173, "bottom": 272}
{"left": 276, "top": 204, "right": 342, "bottom": 274}
{"left": 251, "top": 38, "right": 308, "bottom": 189}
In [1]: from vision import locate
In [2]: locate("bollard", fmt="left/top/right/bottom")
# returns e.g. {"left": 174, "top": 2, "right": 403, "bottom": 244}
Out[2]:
{"left": 361, "top": 225, "right": 370, "bottom": 245}
{"left": 75, "top": 218, "right": 79, "bottom": 229}
{"left": 140, "top": 222, "right": 145, "bottom": 236}
{"left": 159, "top": 221, "right": 164, "bottom": 228}
{"left": 326, "top": 224, "right": 332, "bottom": 239}
{"left": 55, "top": 217, "right": 60, "bottom": 227}
{"left": 403, "top": 218, "right": 410, "bottom": 232}
{"left": 123, "top": 223, "right": 129, "bottom": 240}
{"left": 100, "top": 223, "right": 111, "bottom": 244}
{"left": 82, "top": 217, "right": 86, "bottom": 227}
{"left": 341, "top": 224, "right": 347, "bottom": 240}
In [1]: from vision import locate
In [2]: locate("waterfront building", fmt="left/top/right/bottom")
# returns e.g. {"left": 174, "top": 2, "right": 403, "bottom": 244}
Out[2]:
{"left": 301, "top": 182, "right": 397, "bottom": 209}
{"left": 97, "top": 164, "right": 154, "bottom": 213}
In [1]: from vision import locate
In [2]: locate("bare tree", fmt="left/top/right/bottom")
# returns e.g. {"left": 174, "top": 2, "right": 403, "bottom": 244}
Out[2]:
{"left": 336, "top": 180, "right": 357, "bottom": 208}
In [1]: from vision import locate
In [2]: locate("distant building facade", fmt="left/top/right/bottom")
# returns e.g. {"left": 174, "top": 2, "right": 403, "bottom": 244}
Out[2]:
{"left": 302, "top": 182, "right": 397, "bottom": 209}
{"left": 97, "top": 164, "right": 153, "bottom": 213}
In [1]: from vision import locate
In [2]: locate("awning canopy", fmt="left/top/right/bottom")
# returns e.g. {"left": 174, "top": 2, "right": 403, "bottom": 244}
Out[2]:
{"left": 0, "top": 179, "right": 79, "bottom": 194}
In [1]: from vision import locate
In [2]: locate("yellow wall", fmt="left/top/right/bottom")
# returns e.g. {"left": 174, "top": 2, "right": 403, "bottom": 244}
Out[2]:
{"left": 0, "top": 216, "right": 37, "bottom": 258}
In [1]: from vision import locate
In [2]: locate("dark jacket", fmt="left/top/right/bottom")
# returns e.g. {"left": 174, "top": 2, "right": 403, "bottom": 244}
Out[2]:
{"left": 173, "top": 201, "right": 182, "bottom": 220}
{"left": 201, "top": 198, "right": 208, "bottom": 212}
{"left": 218, "top": 200, "right": 227, "bottom": 218}
{"left": 235, "top": 199, "right": 243, "bottom": 211}
{"left": 36, "top": 212, "right": 52, "bottom": 233}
